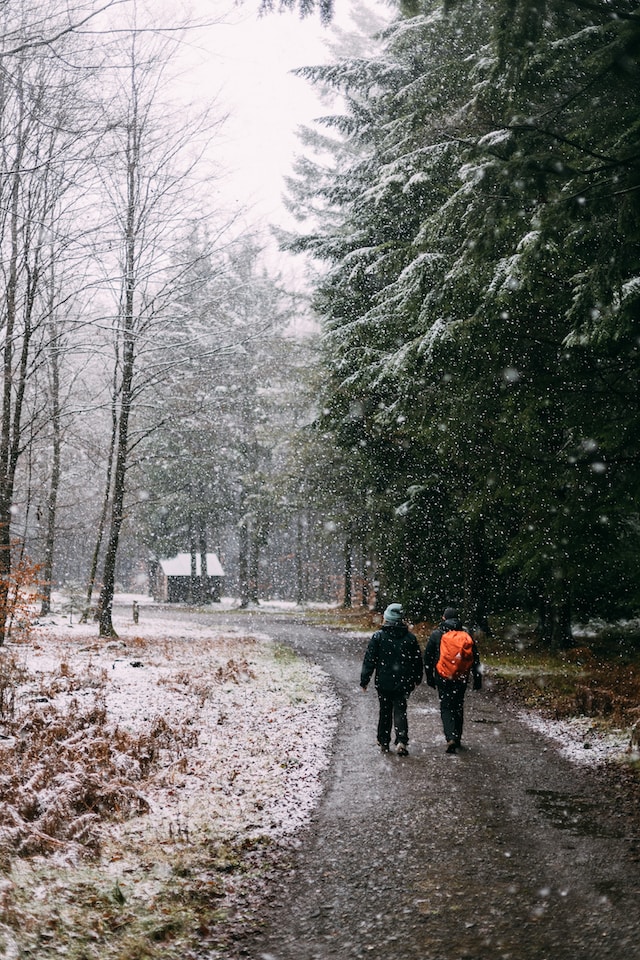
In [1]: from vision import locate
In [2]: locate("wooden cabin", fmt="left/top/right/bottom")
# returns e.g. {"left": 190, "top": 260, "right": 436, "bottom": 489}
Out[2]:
{"left": 153, "top": 552, "right": 225, "bottom": 603}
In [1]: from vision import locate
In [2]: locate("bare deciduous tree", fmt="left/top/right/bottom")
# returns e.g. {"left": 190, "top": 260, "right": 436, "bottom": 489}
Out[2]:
{"left": 0, "top": 6, "right": 100, "bottom": 642}
{"left": 93, "top": 24, "right": 220, "bottom": 636}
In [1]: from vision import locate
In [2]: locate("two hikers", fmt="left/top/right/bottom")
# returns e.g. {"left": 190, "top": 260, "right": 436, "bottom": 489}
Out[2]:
{"left": 360, "top": 604, "right": 482, "bottom": 755}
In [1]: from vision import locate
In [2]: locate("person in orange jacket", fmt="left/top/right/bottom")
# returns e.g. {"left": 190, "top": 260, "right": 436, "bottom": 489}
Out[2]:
{"left": 424, "top": 606, "right": 482, "bottom": 754}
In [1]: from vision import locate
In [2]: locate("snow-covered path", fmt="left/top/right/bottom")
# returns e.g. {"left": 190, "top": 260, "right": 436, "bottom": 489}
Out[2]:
{"left": 215, "top": 608, "right": 640, "bottom": 960}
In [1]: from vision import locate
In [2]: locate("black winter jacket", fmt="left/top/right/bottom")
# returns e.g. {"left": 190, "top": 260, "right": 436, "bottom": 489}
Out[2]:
{"left": 361, "top": 623, "right": 423, "bottom": 695}
{"left": 424, "top": 616, "right": 481, "bottom": 688}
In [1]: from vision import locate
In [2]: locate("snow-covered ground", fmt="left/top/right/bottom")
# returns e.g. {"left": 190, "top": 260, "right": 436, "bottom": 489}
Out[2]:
{"left": 3, "top": 595, "right": 634, "bottom": 864}
{"left": 0, "top": 596, "right": 344, "bottom": 956}
{"left": 0, "top": 593, "right": 343, "bottom": 890}
{"left": 517, "top": 710, "right": 633, "bottom": 766}
{"left": 0, "top": 594, "right": 636, "bottom": 958}
{"left": 20, "top": 596, "right": 341, "bottom": 851}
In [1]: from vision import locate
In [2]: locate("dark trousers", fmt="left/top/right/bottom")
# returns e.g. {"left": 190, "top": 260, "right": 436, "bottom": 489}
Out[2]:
{"left": 377, "top": 691, "right": 408, "bottom": 746}
{"left": 436, "top": 678, "right": 467, "bottom": 744}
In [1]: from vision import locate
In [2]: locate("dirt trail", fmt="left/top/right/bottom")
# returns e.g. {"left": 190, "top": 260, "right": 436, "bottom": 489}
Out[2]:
{"left": 158, "top": 609, "right": 640, "bottom": 960}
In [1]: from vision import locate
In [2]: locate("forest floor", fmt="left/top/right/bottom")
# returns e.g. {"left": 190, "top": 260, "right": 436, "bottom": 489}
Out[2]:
{"left": 0, "top": 599, "right": 637, "bottom": 959}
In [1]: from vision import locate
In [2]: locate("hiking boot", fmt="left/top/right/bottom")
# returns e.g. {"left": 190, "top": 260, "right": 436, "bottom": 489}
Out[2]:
{"left": 396, "top": 743, "right": 409, "bottom": 756}
{"left": 445, "top": 741, "right": 457, "bottom": 754}
{"left": 378, "top": 741, "right": 390, "bottom": 753}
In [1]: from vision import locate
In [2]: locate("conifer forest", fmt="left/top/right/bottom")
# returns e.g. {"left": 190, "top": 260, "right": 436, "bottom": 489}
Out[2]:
{"left": 0, "top": 0, "right": 638, "bottom": 648}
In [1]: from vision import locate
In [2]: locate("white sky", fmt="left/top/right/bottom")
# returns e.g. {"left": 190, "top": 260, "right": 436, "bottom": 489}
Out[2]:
{"left": 95, "top": 0, "right": 388, "bottom": 286}
{"left": 177, "top": 0, "right": 389, "bottom": 277}
{"left": 187, "top": 2, "right": 334, "bottom": 224}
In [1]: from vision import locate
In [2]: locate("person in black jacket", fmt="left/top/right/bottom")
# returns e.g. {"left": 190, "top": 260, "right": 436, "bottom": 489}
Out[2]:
{"left": 360, "top": 603, "right": 423, "bottom": 756}
{"left": 424, "top": 606, "right": 482, "bottom": 754}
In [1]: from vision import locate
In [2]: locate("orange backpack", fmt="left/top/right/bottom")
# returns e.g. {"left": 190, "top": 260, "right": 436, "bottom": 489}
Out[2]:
{"left": 436, "top": 630, "right": 474, "bottom": 680}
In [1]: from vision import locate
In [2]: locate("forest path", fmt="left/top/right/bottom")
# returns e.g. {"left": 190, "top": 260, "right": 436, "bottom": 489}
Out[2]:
{"left": 144, "top": 606, "right": 640, "bottom": 960}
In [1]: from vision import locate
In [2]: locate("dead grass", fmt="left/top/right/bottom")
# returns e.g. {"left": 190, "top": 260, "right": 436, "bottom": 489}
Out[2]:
{"left": 0, "top": 830, "right": 280, "bottom": 960}
{"left": 0, "top": 654, "right": 202, "bottom": 870}
{"left": 0, "top": 677, "right": 213, "bottom": 956}
{"left": 470, "top": 619, "right": 640, "bottom": 731}
{"left": 0, "top": 623, "right": 337, "bottom": 959}
{"left": 485, "top": 653, "right": 640, "bottom": 728}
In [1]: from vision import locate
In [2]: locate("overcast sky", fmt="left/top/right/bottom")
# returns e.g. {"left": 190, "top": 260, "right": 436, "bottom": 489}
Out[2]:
{"left": 176, "top": 1, "right": 389, "bottom": 269}
{"left": 178, "top": 3, "right": 338, "bottom": 232}
{"left": 201, "top": 6, "right": 332, "bottom": 217}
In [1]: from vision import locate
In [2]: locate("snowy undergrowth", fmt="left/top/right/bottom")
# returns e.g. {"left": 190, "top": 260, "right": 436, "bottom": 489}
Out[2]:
{"left": 0, "top": 602, "right": 340, "bottom": 959}
{"left": 517, "top": 710, "right": 633, "bottom": 767}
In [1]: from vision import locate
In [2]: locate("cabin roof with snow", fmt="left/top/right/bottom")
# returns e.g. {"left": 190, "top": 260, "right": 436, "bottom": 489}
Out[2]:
{"left": 159, "top": 553, "right": 224, "bottom": 578}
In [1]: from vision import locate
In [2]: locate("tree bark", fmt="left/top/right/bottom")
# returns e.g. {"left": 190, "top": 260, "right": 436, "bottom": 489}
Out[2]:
{"left": 238, "top": 512, "right": 250, "bottom": 608}
{"left": 0, "top": 73, "right": 27, "bottom": 645}
{"left": 343, "top": 528, "right": 353, "bottom": 608}
{"left": 39, "top": 321, "right": 62, "bottom": 617}
{"left": 295, "top": 513, "right": 305, "bottom": 605}
{"left": 360, "top": 542, "right": 369, "bottom": 607}
{"left": 82, "top": 401, "right": 117, "bottom": 621}
{"left": 199, "top": 521, "right": 208, "bottom": 604}
{"left": 537, "top": 579, "right": 573, "bottom": 650}
{"left": 462, "top": 517, "right": 492, "bottom": 634}
{"left": 97, "top": 71, "right": 139, "bottom": 638}
{"left": 97, "top": 357, "right": 133, "bottom": 638}
{"left": 189, "top": 539, "right": 198, "bottom": 604}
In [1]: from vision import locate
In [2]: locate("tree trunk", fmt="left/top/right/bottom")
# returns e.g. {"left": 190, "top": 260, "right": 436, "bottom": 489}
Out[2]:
{"left": 82, "top": 413, "right": 117, "bottom": 621}
{"left": 0, "top": 79, "right": 26, "bottom": 645}
{"left": 97, "top": 89, "right": 139, "bottom": 638}
{"left": 40, "top": 284, "right": 62, "bottom": 617}
{"left": 462, "top": 517, "right": 492, "bottom": 634}
{"left": 295, "top": 513, "right": 305, "bottom": 605}
{"left": 238, "top": 511, "right": 250, "bottom": 608}
{"left": 39, "top": 315, "right": 62, "bottom": 617}
{"left": 550, "top": 598, "right": 572, "bottom": 650}
{"left": 343, "top": 528, "right": 353, "bottom": 608}
{"left": 199, "top": 523, "right": 208, "bottom": 604}
{"left": 537, "top": 579, "right": 573, "bottom": 650}
{"left": 84, "top": 339, "right": 121, "bottom": 622}
{"left": 360, "top": 542, "right": 369, "bottom": 607}
{"left": 97, "top": 413, "right": 129, "bottom": 636}
{"left": 248, "top": 529, "right": 260, "bottom": 605}
{"left": 97, "top": 312, "right": 135, "bottom": 636}
{"left": 189, "top": 538, "right": 198, "bottom": 604}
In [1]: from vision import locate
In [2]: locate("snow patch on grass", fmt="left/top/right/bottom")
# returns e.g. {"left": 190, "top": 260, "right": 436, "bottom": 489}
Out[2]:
{"left": 24, "top": 607, "right": 341, "bottom": 849}
{"left": 517, "top": 710, "right": 631, "bottom": 766}
{"left": 0, "top": 599, "right": 341, "bottom": 958}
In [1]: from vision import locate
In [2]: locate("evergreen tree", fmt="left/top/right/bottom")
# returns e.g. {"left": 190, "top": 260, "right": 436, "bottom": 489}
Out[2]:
{"left": 287, "top": 0, "right": 640, "bottom": 636}
{"left": 137, "top": 234, "right": 301, "bottom": 605}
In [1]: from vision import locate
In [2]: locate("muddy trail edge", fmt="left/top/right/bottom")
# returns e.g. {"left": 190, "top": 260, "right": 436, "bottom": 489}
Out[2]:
{"left": 167, "top": 608, "right": 640, "bottom": 960}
